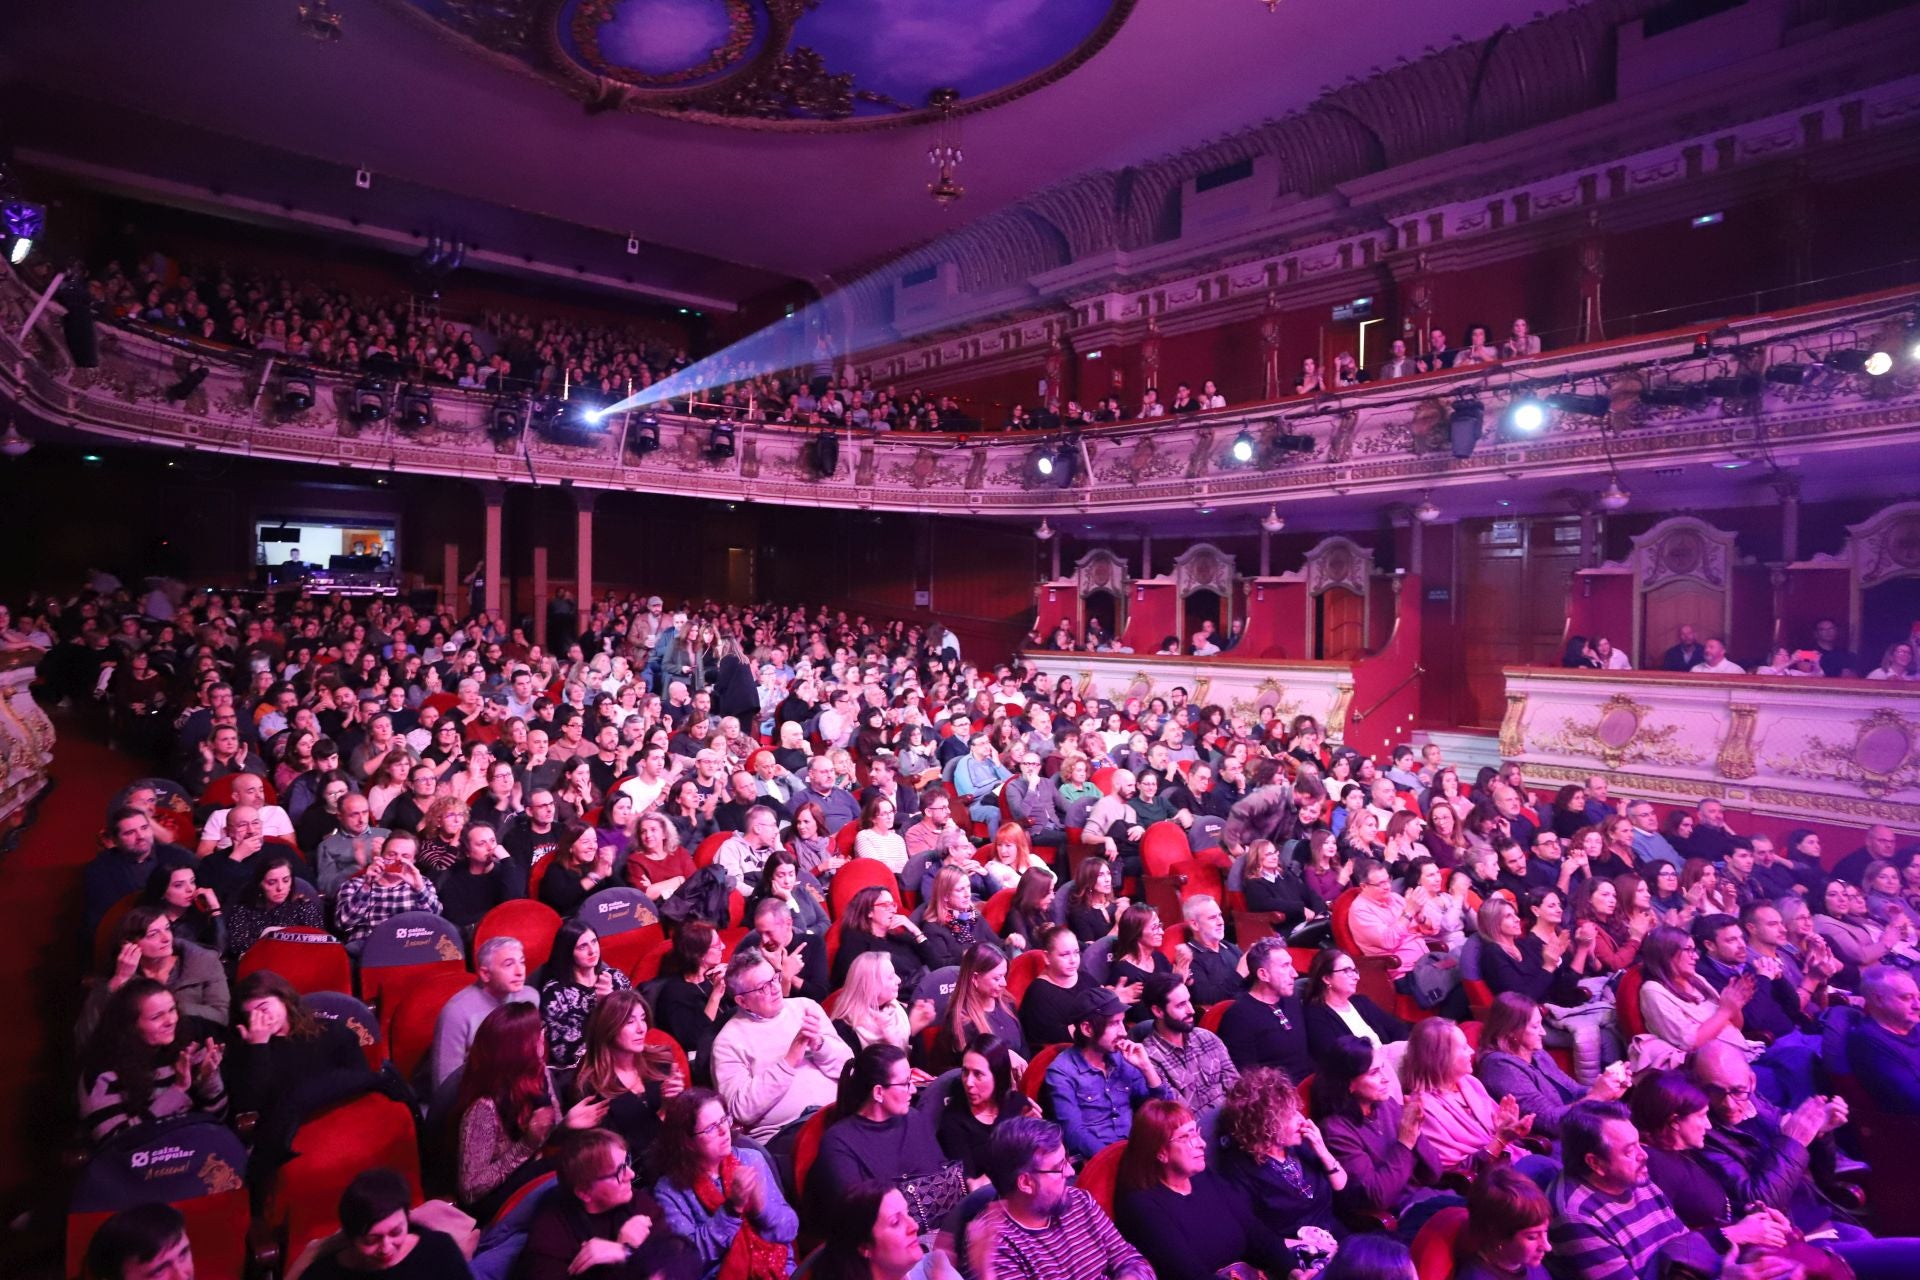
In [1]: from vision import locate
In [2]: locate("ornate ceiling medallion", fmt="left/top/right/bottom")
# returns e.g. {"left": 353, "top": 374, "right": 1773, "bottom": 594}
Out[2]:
{"left": 392, "top": 0, "right": 1136, "bottom": 129}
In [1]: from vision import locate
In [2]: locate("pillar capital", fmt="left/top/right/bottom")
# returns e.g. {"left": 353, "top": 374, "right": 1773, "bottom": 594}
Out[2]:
{"left": 473, "top": 479, "right": 509, "bottom": 507}
{"left": 570, "top": 486, "right": 599, "bottom": 514}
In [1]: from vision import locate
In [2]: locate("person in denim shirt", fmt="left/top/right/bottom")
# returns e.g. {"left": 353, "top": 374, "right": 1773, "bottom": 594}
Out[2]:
{"left": 1042, "top": 988, "right": 1169, "bottom": 1159}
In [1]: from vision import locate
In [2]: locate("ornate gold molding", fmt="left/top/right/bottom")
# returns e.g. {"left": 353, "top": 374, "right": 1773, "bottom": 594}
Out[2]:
{"left": 1530, "top": 692, "right": 1705, "bottom": 770}
{"left": 1717, "top": 704, "right": 1759, "bottom": 780}
{"left": 1498, "top": 693, "right": 1529, "bottom": 758}
{"left": 1766, "top": 707, "right": 1920, "bottom": 800}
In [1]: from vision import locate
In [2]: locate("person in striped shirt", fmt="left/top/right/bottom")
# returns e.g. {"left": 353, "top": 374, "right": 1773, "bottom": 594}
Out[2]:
{"left": 1547, "top": 1101, "right": 1788, "bottom": 1280}
{"left": 968, "top": 1116, "right": 1154, "bottom": 1280}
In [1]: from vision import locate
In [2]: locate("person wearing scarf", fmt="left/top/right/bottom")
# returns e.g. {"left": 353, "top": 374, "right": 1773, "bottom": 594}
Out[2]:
{"left": 655, "top": 1088, "right": 798, "bottom": 1280}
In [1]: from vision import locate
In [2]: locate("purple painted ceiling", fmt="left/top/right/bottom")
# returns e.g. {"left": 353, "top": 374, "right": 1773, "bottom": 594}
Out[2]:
{"left": 5, "top": 0, "right": 1569, "bottom": 288}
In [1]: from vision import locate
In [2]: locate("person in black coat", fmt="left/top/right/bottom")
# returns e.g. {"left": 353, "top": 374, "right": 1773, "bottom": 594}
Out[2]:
{"left": 831, "top": 885, "right": 938, "bottom": 992}
{"left": 1215, "top": 938, "right": 1313, "bottom": 1082}
{"left": 709, "top": 650, "right": 761, "bottom": 725}
{"left": 226, "top": 972, "right": 377, "bottom": 1186}
{"left": 1301, "top": 948, "right": 1410, "bottom": 1060}
{"left": 1240, "top": 842, "right": 1327, "bottom": 935}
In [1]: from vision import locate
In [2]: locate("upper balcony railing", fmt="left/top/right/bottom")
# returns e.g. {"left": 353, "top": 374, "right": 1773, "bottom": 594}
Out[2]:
{"left": 3, "top": 264, "right": 1918, "bottom": 516}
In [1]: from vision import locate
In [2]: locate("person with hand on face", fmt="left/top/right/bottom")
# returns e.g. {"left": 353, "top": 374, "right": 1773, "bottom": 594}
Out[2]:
{"left": 142, "top": 862, "right": 226, "bottom": 956}
{"left": 568, "top": 989, "right": 685, "bottom": 1168}
{"left": 78, "top": 977, "right": 227, "bottom": 1146}
{"left": 653, "top": 1088, "right": 798, "bottom": 1280}
{"left": 428, "top": 935, "right": 537, "bottom": 1094}
{"left": 227, "top": 971, "right": 372, "bottom": 1174}
{"left": 434, "top": 821, "right": 525, "bottom": 933}
{"left": 80, "top": 905, "right": 231, "bottom": 1044}
{"left": 1042, "top": 987, "right": 1170, "bottom": 1160}
{"left": 539, "top": 823, "right": 619, "bottom": 918}
{"left": 454, "top": 1002, "right": 607, "bottom": 1218}
{"left": 827, "top": 951, "right": 937, "bottom": 1053}
{"left": 1174, "top": 894, "right": 1245, "bottom": 1008}
{"left": 522, "top": 1126, "right": 699, "bottom": 1280}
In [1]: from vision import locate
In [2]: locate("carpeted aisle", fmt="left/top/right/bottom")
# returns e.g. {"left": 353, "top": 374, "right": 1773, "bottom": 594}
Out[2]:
{"left": 0, "top": 717, "right": 145, "bottom": 1238}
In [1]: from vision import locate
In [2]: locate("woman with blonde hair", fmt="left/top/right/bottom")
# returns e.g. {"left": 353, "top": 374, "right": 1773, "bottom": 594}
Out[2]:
{"left": 1399, "top": 1017, "right": 1534, "bottom": 1177}
{"left": 928, "top": 941, "right": 1025, "bottom": 1072}
{"left": 920, "top": 863, "right": 1002, "bottom": 968}
{"left": 826, "top": 951, "right": 935, "bottom": 1051}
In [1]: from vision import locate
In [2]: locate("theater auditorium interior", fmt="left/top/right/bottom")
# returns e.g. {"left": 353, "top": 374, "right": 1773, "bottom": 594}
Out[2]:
{"left": 8, "top": 0, "right": 1920, "bottom": 1277}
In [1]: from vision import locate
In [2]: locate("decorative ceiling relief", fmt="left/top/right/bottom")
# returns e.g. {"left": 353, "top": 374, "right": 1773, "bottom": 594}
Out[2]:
{"left": 399, "top": 0, "right": 1134, "bottom": 127}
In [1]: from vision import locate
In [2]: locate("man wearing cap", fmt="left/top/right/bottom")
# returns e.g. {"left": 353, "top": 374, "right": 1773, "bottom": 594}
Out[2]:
{"left": 1042, "top": 987, "right": 1169, "bottom": 1159}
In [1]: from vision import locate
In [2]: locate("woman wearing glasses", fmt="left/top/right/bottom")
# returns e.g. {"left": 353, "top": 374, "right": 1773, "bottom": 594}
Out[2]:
{"left": 1302, "top": 947, "right": 1409, "bottom": 1064}
{"left": 520, "top": 1128, "right": 694, "bottom": 1280}
{"left": 653, "top": 1088, "right": 798, "bottom": 1280}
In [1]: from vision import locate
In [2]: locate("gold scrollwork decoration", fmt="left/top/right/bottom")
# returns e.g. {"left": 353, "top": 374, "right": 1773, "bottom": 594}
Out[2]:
{"left": 1327, "top": 683, "right": 1355, "bottom": 745}
{"left": 1529, "top": 693, "right": 1705, "bottom": 770}
{"left": 1765, "top": 708, "right": 1920, "bottom": 800}
{"left": 1498, "top": 694, "right": 1529, "bottom": 758}
{"left": 1717, "top": 704, "right": 1759, "bottom": 780}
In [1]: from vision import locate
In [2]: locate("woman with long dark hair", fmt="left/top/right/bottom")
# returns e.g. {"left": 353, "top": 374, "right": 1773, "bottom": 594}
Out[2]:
{"left": 78, "top": 977, "right": 226, "bottom": 1146}
{"left": 538, "top": 823, "right": 618, "bottom": 917}
{"left": 936, "top": 1033, "right": 1033, "bottom": 1181}
{"left": 810, "top": 1181, "right": 923, "bottom": 1280}
{"left": 142, "top": 861, "right": 226, "bottom": 954}
{"left": 78, "top": 905, "right": 230, "bottom": 1045}
{"left": 568, "top": 989, "right": 681, "bottom": 1165}
{"left": 453, "top": 1002, "right": 602, "bottom": 1217}
{"left": 653, "top": 1086, "right": 798, "bottom": 1279}
{"left": 809, "top": 1043, "right": 966, "bottom": 1236}
{"left": 654, "top": 921, "right": 731, "bottom": 1084}
{"left": 830, "top": 885, "right": 935, "bottom": 991}
{"left": 225, "top": 852, "right": 326, "bottom": 959}
{"left": 540, "top": 919, "right": 633, "bottom": 1072}
{"left": 227, "top": 970, "right": 372, "bottom": 1170}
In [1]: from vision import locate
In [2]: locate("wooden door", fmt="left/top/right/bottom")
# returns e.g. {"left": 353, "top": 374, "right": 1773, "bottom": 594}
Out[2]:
{"left": 1643, "top": 582, "right": 1722, "bottom": 664}
{"left": 1319, "top": 588, "right": 1365, "bottom": 660}
{"left": 1458, "top": 517, "right": 1584, "bottom": 729}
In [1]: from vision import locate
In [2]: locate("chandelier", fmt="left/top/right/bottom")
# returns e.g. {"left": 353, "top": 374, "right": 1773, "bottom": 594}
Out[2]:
{"left": 926, "top": 88, "right": 964, "bottom": 209}
{"left": 296, "top": 0, "right": 343, "bottom": 41}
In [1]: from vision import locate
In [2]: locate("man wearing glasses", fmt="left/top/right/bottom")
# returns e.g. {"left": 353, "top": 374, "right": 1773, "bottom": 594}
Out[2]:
{"left": 520, "top": 1128, "right": 696, "bottom": 1280}
{"left": 968, "top": 1117, "right": 1154, "bottom": 1280}
{"left": 710, "top": 948, "right": 851, "bottom": 1167}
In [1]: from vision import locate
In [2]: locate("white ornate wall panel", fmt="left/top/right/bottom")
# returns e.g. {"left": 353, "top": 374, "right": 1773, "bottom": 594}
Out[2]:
{"left": 1502, "top": 668, "right": 1920, "bottom": 833}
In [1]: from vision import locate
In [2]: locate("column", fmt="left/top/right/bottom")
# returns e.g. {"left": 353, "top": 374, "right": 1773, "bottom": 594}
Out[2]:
{"left": 532, "top": 547, "right": 550, "bottom": 649}
{"left": 1049, "top": 535, "right": 1061, "bottom": 581}
{"left": 476, "top": 481, "right": 506, "bottom": 618}
{"left": 1408, "top": 520, "right": 1425, "bottom": 578}
{"left": 575, "top": 488, "right": 597, "bottom": 607}
{"left": 1577, "top": 500, "right": 1598, "bottom": 570}
{"left": 1259, "top": 527, "right": 1272, "bottom": 578}
{"left": 1140, "top": 532, "right": 1153, "bottom": 578}
{"left": 442, "top": 543, "right": 460, "bottom": 613}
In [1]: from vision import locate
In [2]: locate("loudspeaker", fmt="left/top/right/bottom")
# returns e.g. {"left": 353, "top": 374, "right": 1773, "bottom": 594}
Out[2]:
{"left": 61, "top": 284, "right": 98, "bottom": 368}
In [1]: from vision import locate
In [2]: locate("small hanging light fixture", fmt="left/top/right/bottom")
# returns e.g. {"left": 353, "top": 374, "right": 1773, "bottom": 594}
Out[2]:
{"left": 1260, "top": 505, "right": 1286, "bottom": 533}
{"left": 1035, "top": 518, "right": 1055, "bottom": 541}
{"left": 1413, "top": 493, "right": 1441, "bottom": 523}
{"left": 296, "top": 0, "right": 344, "bottom": 40}
{"left": 926, "top": 88, "right": 965, "bottom": 208}
{"left": 1598, "top": 474, "right": 1631, "bottom": 511}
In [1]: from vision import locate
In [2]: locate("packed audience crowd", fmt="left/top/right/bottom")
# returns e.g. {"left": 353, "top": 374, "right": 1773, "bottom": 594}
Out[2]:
{"left": 81, "top": 248, "right": 692, "bottom": 402}
{"left": 18, "top": 572, "right": 1920, "bottom": 1280}
{"left": 64, "top": 239, "right": 1548, "bottom": 439}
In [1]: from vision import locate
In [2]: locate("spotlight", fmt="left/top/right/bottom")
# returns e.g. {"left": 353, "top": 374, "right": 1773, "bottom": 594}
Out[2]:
{"left": 278, "top": 368, "right": 317, "bottom": 412}
{"left": 1545, "top": 392, "right": 1612, "bottom": 418}
{"left": 398, "top": 385, "right": 433, "bottom": 428}
{"left": 488, "top": 398, "right": 527, "bottom": 442}
{"left": 1639, "top": 384, "right": 1707, "bottom": 409}
{"left": 165, "top": 365, "right": 210, "bottom": 403}
{"left": 1230, "top": 431, "right": 1256, "bottom": 465}
{"left": 706, "top": 420, "right": 735, "bottom": 459}
{"left": 1035, "top": 450, "right": 1056, "bottom": 478}
{"left": 1505, "top": 396, "right": 1546, "bottom": 435}
{"left": 809, "top": 429, "right": 840, "bottom": 479}
{"left": 2, "top": 200, "right": 45, "bottom": 266}
{"left": 628, "top": 414, "right": 660, "bottom": 455}
{"left": 1765, "top": 362, "right": 1814, "bottom": 386}
{"left": 1448, "top": 399, "right": 1484, "bottom": 459}
{"left": 352, "top": 377, "right": 390, "bottom": 423}
{"left": 1826, "top": 348, "right": 1893, "bottom": 377}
